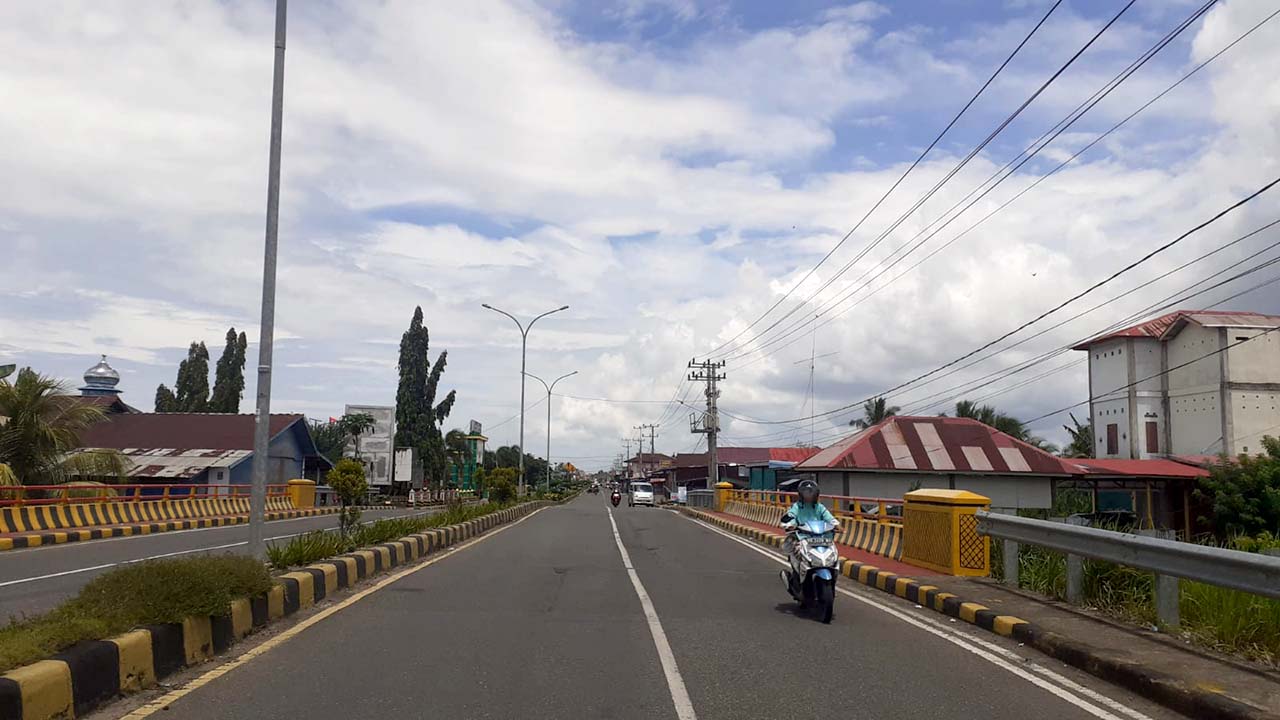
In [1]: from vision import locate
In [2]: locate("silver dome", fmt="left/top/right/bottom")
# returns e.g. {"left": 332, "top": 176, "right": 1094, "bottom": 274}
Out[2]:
{"left": 83, "top": 355, "right": 120, "bottom": 386}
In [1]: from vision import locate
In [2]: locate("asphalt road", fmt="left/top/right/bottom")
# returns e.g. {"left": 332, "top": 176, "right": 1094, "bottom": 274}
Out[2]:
{"left": 121, "top": 495, "right": 1181, "bottom": 720}
{"left": 0, "top": 507, "right": 432, "bottom": 619}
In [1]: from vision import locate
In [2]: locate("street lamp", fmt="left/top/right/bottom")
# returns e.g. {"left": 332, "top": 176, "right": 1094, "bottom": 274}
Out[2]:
{"left": 481, "top": 303, "right": 568, "bottom": 494}
{"left": 524, "top": 370, "right": 577, "bottom": 491}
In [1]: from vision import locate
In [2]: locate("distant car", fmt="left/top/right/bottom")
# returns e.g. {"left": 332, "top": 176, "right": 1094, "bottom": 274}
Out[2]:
{"left": 629, "top": 482, "right": 655, "bottom": 507}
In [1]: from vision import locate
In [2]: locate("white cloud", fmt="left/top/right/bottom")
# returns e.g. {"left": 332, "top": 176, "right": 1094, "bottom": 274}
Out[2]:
{"left": 3, "top": 0, "right": 1279, "bottom": 468}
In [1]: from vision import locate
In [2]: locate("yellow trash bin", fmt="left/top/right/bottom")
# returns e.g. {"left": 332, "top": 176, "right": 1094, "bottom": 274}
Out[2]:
{"left": 286, "top": 479, "right": 317, "bottom": 509}
{"left": 901, "top": 489, "right": 990, "bottom": 576}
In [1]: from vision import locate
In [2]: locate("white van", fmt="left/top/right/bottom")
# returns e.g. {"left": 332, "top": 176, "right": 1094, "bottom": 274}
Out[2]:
{"left": 628, "top": 482, "right": 655, "bottom": 507}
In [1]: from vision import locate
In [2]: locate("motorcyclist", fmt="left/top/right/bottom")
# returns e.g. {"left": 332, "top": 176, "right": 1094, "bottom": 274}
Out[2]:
{"left": 781, "top": 479, "right": 837, "bottom": 555}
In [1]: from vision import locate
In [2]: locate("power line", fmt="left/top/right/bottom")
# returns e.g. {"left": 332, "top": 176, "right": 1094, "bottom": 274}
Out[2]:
{"left": 712, "top": 0, "right": 1137, "bottom": 361}
{"left": 705, "top": 0, "right": 1065, "bottom": 359}
{"left": 726, "top": 0, "right": 1235, "bottom": 365}
{"left": 722, "top": 180, "right": 1280, "bottom": 428}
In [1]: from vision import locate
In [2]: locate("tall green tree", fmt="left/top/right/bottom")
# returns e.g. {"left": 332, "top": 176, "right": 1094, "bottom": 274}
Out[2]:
{"left": 0, "top": 369, "right": 130, "bottom": 484}
{"left": 394, "top": 307, "right": 456, "bottom": 488}
{"left": 1060, "top": 413, "right": 1094, "bottom": 458}
{"left": 154, "top": 384, "right": 178, "bottom": 412}
{"left": 155, "top": 342, "right": 211, "bottom": 412}
{"left": 850, "top": 397, "right": 900, "bottom": 428}
{"left": 209, "top": 328, "right": 248, "bottom": 413}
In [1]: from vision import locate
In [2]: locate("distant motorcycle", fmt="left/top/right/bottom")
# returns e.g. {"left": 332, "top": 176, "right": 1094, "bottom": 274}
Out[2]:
{"left": 610, "top": 490, "right": 621, "bottom": 507}
{"left": 780, "top": 516, "right": 840, "bottom": 623}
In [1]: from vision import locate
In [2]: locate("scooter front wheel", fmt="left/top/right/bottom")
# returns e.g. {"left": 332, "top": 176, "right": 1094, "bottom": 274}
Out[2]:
{"left": 818, "top": 581, "right": 835, "bottom": 624}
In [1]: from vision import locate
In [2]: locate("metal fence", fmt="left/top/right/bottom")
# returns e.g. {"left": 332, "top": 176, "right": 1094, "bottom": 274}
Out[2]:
{"left": 0, "top": 483, "right": 292, "bottom": 506}
{"left": 976, "top": 510, "right": 1280, "bottom": 627}
{"left": 728, "top": 489, "right": 903, "bottom": 524}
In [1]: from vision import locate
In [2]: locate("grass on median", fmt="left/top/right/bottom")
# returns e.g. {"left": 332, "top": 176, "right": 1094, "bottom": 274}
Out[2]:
{"left": 0, "top": 554, "right": 272, "bottom": 673}
{"left": 265, "top": 500, "right": 515, "bottom": 570}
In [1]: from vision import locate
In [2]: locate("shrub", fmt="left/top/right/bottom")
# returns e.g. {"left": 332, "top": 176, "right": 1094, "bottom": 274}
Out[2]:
{"left": 0, "top": 554, "right": 271, "bottom": 673}
{"left": 328, "top": 458, "right": 367, "bottom": 537}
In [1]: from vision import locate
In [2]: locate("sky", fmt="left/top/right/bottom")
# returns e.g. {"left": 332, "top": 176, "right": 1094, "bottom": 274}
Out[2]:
{"left": 2, "top": 0, "right": 1279, "bottom": 471}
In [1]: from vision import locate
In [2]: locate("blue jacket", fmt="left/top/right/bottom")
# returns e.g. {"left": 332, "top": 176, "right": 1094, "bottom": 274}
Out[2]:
{"left": 783, "top": 501, "right": 836, "bottom": 530}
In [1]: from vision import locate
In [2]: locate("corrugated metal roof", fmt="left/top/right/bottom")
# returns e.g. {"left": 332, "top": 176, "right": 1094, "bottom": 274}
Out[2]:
{"left": 671, "top": 447, "right": 818, "bottom": 468}
{"left": 1072, "top": 310, "right": 1280, "bottom": 349}
{"left": 75, "top": 448, "right": 251, "bottom": 479}
{"left": 78, "top": 413, "right": 304, "bottom": 451}
{"left": 797, "top": 416, "right": 1077, "bottom": 476}
{"left": 1072, "top": 458, "right": 1209, "bottom": 478}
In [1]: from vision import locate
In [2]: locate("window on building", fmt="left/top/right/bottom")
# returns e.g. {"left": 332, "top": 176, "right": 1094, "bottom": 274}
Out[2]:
{"left": 1145, "top": 422, "right": 1158, "bottom": 454}
{"left": 1106, "top": 423, "right": 1118, "bottom": 455}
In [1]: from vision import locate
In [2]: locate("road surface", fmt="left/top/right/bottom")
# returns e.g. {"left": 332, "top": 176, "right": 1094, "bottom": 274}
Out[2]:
{"left": 105, "top": 495, "right": 1179, "bottom": 720}
{"left": 0, "top": 507, "right": 432, "bottom": 619}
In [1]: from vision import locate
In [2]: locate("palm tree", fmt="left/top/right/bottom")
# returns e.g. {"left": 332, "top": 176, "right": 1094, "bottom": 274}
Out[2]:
{"left": 851, "top": 397, "right": 900, "bottom": 429}
{"left": 0, "top": 368, "right": 129, "bottom": 484}
{"left": 953, "top": 400, "right": 1029, "bottom": 440}
{"left": 1060, "top": 413, "right": 1094, "bottom": 458}
{"left": 337, "top": 412, "right": 377, "bottom": 460}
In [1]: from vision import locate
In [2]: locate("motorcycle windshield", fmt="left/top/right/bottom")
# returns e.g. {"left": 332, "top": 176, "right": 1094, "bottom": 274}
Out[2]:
{"left": 798, "top": 519, "right": 836, "bottom": 543}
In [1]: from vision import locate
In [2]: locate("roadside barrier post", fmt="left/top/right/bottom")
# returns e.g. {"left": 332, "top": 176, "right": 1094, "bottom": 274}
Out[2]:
{"left": 714, "top": 482, "right": 734, "bottom": 512}
{"left": 901, "top": 489, "right": 991, "bottom": 576}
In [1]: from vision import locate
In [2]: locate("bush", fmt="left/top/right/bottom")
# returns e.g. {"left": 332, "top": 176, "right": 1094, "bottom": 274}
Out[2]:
{"left": 266, "top": 500, "right": 516, "bottom": 569}
{"left": 0, "top": 554, "right": 271, "bottom": 673}
{"left": 328, "top": 458, "right": 367, "bottom": 537}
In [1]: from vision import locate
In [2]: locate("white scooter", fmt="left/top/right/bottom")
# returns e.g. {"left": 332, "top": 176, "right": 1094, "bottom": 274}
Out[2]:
{"left": 779, "top": 516, "right": 840, "bottom": 623}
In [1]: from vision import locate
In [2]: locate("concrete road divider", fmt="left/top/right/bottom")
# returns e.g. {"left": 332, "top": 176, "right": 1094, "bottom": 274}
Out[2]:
{"left": 0, "top": 501, "right": 554, "bottom": 720}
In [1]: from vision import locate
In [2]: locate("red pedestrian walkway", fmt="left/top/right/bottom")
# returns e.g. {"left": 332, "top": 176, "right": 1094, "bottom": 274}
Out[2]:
{"left": 699, "top": 508, "right": 938, "bottom": 577}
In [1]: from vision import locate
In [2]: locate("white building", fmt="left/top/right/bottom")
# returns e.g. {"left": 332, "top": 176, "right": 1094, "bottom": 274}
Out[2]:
{"left": 1073, "top": 310, "right": 1280, "bottom": 459}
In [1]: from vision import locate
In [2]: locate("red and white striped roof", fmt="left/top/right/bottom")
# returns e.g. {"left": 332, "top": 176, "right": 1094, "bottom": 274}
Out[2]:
{"left": 798, "top": 416, "right": 1077, "bottom": 476}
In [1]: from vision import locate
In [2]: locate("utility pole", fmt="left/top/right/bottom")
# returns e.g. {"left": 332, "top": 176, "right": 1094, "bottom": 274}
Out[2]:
{"left": 688, "top": 358, "right": 725, "bottom": 489}
{"left": 247, "top": 0, "right": 287, "bottom": 559}
{"left": 634, "top": 423, "right": 658, "bottom": 476}
{"left": 621, "top": 438, "right": 633, "bottom": 480}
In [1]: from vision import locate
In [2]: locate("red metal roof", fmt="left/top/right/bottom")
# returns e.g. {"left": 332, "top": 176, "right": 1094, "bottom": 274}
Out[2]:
{"left": 1072, "top": 458, "right": 1209, "bottom": 478}
{"left": 769, "top": 447, "right": 820, "bottom": 463}
{"left": 1072, "top": 310, "right": 1279, "bottom": 349}
{"left": 78, "top": 413, "right": 305, "bottom": 451}
{"left": 798, "top": 416, "right": 1077, "bottom": 475}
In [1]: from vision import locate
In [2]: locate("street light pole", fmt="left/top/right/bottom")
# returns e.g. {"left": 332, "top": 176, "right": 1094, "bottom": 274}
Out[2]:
{"left": 525, "top": 371, "right": 577, "bottom": 491}
{"left": 247, "top": 0, "right": 287, "bottom": 559}
{"left": 481, "top": 304, "right": 568, "bottom": 494}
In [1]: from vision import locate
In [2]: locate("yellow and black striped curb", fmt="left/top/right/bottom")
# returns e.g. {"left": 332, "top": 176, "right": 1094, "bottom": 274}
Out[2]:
{"left": 0, "top": 502, "right": 548, "bottom": 720}
{"left": 681, "top": 507, "right": 1279, "bottom": 720}
{"left": 678, "top": 507, "right": 1028, "bottom": 637}
{"left": 0, "top": 507, "right": 339, "bottom": 552}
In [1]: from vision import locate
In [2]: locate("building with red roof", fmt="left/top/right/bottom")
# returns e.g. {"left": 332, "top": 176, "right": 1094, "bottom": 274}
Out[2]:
{"left": 1072, "top": 310, "right": 1280, "bottom": 461}
{"left": 797, "top": 416, "right": 1077, "bottom": 510}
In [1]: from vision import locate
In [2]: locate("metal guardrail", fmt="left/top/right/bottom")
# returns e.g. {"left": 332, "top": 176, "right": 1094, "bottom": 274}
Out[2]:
{"left": 686, "top": 489, "right": 715, "bottom": 509}
{"left": 976, "top": 510, "right": 1280, "bottom": 627}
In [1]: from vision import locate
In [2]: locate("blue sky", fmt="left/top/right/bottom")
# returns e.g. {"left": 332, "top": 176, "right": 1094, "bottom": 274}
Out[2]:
{"left": 2, "top": 1, "right": 1279, "bottom": 468}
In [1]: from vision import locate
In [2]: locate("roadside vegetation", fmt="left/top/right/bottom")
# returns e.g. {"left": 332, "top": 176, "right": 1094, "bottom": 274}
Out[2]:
{"left": 266, "top": 500, "right": 515, "bottom": 569}
{"left": 0, "top": 555, "right": 271, "bottom": 673}
{"left": 990, "top": 441, "right": 1280, "bottom": 665}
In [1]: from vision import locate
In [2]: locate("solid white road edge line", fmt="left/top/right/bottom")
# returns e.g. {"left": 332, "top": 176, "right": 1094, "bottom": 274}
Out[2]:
{"left": 608, "top": 507, "right": 698, "bottom": 720}
{"left": 684, "top": 513, "right": 1154, "bottom": 720}
{"left": 0, "top": 508, "right": 447, "bottom": 589}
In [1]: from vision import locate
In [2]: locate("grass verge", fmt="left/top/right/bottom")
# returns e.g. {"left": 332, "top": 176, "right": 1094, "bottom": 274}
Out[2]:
{"left": 0, "top": 555, "right": 271, "bottom": 673}
{"left": 266, "top": 500, "right": 515, "bottom": 569}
